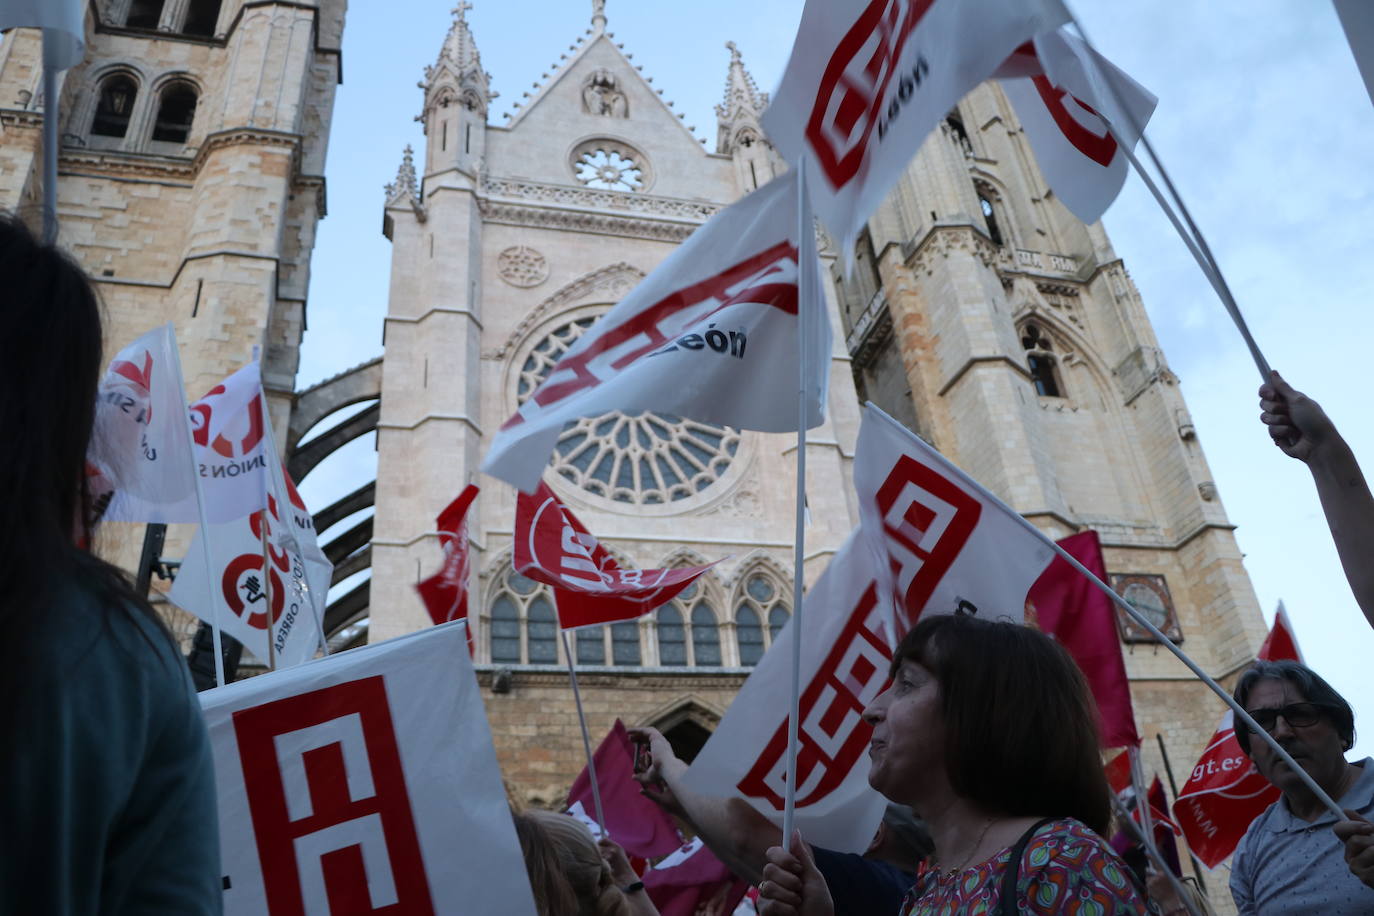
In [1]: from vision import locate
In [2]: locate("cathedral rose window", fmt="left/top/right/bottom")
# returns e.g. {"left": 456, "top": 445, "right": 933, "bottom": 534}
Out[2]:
{"left": 574, "top": 148, "right": 643, "bottom": 191}
{"left": 517, "top": 316, "right": 739, "bottom": 505}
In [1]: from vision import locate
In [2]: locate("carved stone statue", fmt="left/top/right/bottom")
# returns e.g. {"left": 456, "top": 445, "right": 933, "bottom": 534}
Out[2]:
{"left": 582, "top": 69, "right": 627, "bottom": 118}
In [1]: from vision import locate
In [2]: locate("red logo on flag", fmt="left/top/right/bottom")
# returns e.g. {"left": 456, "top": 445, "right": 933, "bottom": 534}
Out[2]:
{"left": 232, "top": 677, "right": 435, "bottom": 914}
{"left": 503, "top": 242, "right": 798, "bottom": 429}
{"left": 221, "top": 497, "right": 291, "bottom": 630}
{"left": 1031, "top": 75, "right": 1117, "bottom": 167}
{"left": 190, "top": 384, "right": 265, "bottom": 459}
{"left": 870, "top": 455, "right": 981, "bottom": 620}
{"left": 805, "top": 0, "right": 936, "bottom": 188}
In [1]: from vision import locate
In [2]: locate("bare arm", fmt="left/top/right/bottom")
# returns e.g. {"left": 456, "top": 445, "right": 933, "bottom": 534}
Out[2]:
{"left": 629, "top": 726, "right": 780, "bottom": 885}
{"left": 599, "top": 838, "right": 661, "bottom": 916}
{"left": 1260, "top": 371, "right": 1374, "bottom": 630}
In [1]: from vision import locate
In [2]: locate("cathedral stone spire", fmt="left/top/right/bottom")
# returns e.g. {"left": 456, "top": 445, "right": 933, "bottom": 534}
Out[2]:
{"left": 423, "top": 1, "right": 494, "bottom": 113}
{"left": 384, "top": 145, "right": 420, "bottom": 210}
{"left": 716, "top": 41, "right": 770, "bottom": 154}
{"left": 440, "top": 2, "right": 481, "bottom": 74}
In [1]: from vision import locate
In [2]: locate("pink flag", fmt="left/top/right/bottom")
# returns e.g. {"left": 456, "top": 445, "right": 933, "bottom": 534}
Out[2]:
{"left": 643, "top": 838, "right": 750, "bottom": 916}
{"left": 566, "top": 720, "right": 682, "bottom": 859}
{"left": 997, "top": 28, "right": 1157, "bottom": 225}
{"left": 482, "top": 169, "right": 828, "bottom": 493}
{"left": 416, "top": 485, "right": 480, "bottom": 630}
{"left": 1026, "top": 530, "right": 1140, "bottom": 748}
{"left": 762, "top": 0, "right": 1068, "bottom": 249}
{"left": 1171, "top": 608, "right": 1301, "bottom": 867}
{"left": 514, "top": 482, "right": 716, "bottom": 629}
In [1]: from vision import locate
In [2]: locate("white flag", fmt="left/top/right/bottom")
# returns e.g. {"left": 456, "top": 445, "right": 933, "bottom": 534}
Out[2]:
{"left": 199, "top": 621, "right": 538, "bottom": 914}
{"left": 999, "top": 29, "right": 1157, "bottom": 224}
{"left": 853, "top": 404, "right": 1055, "bottom": 627}
{"left": 170, "top": 457, "right": 331, "bottom": 669}
{"left": 683, "top": 532, "right": 895, "bottom": 853}
{"left": 90, "top": 323, "right": 199, "bottom": 524}
{"left": 483, "top": 168, "right": 829, "bottom": 493}
{"left": 763, "top": 0, "right": 1068, "bottom": 250}
{"left": 0, "top": 0, "right": 83, "bottom": 69}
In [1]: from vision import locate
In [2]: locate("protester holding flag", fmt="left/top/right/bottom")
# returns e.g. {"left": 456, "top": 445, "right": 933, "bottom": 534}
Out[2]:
{"left": 0, "top": 216, "right": 220, "bottom": 913}
{"left": 630, "top": 725, "right": 924, "bottom": 914}
{"left": 757, "top": 614, "right": 1146, "bottom": 915}
{"left": 1258, "top": 372, "right": 1374, "bottom": 631}
{"left": 516, "top": 808, "right": 659, "bottom": 916}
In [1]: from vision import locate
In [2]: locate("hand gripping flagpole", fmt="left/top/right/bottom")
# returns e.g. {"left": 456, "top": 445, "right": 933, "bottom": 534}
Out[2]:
{"left": 864, "top": 403, "right": 1349, "bottom": 824}
{"left": 782, "top": 157, "right": 812, "bottom": 845}
{"left": 168, "top": 331, "right": 227, "bottom": 688}
{"left": 561, "top": 628, "right": 608, "bottom": 835}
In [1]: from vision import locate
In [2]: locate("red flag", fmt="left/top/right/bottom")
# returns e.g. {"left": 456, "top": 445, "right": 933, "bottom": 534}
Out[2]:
{"left": 566, "top": 720, "right": 682, "bottom": 860}
{"left": 514, "top": 482, "right": 716, "bottom": 629}
{"left": 643, "top": 838, "right": 750, "bottom": 916}
{"left": 415, "top": 484, "right": 480, "bottom": 628}
{"left": 1171, "top": 609, "right": 1301, "bottom": 867}
{"left": 1026, "top": 530, "right": 1140, "bottom": 748}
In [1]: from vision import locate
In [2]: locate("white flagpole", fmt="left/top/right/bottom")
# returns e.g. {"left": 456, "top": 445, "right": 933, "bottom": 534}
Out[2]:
{"left": 167, "top": 329, "right": 227, "bottom": 687}
{"left": 561, "top": 628, "right": 607, "bottom": 835}
{"left": 864, "top": 403, "right": 1349, "bottom": 823}
{"left": 782, "top": 158, "right": 811, "bottom": 845}
{"left": 40, "top": 57, "right": 58, "bottom": 243}
{"left": 1108, "top": 791, "right": 1203, "bottom": 916}
{"left": 1127, "top": 746, "right": 1155, "bottom": 854}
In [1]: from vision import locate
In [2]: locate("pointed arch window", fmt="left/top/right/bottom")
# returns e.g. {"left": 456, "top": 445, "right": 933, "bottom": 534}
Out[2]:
{"left": 125, "top": 0, "right": 165, "bottom": 29}
{"left": 152, "top": 82, "right": 198, "bottom": 144}
{"left": 1021, "top": 323, "right": 1064, "bottom": 398}
{"left": 978, "top": 193, "right": 1004, "bottom": 247}
{"left": 485, "top": 564, "right": 563, "bottom": 665}
{"left": 92, "top": 75, "right": 138, "bottom": 139}
{"left": 734, "top": 569, "right": 790, "bottom": 667}
{"left": 691, "top": 604, "right": 722, "bottom": 665}
{"left": 652, "top": 578, "right": 724, "bottom": 667}
{"left": 657, "top": 605, "right": 687, "bottom": 665}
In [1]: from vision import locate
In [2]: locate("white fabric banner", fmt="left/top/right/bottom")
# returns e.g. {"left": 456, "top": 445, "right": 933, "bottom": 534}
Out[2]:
{"left": 0, "top": 0, "right": 83, "bottom": 69}
{"left": 482, "top": 168, "right": 829, "bottom": 493}
{"left": 90, "top": 323, "right": 199, "bottom": 525}
{"left": 169, "top": 452, "right": 332, "bottom": 669}
{"left": 1000, "top": 29, "right": 1157, "bottom": 225}
{"left": 200, "top": 621, "right": 537, "bottom": 915}
{"left": 762, "top": 0, "right": 1068, "bottom": 250}
{"left": 683, "top": 531, "right": 896, "bottom": 854}
{"left": 854, "top": 404, "right": 1055, "bottom": 628}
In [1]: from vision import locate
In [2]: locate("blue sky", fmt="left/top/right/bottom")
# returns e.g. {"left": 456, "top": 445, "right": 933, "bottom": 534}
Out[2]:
{"left": 298, "top": 1, "right": 1374, "bottom": 758}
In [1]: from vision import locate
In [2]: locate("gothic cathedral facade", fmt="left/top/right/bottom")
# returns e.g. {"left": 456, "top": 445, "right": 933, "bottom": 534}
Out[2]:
{"left": 372, "top": 6, "right": 1267, "bottom": 808}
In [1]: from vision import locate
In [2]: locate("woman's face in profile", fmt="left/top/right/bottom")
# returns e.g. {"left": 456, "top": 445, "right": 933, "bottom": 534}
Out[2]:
{"left": 864, "top": 659, "right": 945, "bottom": 804}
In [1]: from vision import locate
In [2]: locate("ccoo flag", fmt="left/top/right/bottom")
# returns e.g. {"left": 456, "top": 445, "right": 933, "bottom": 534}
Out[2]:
{"left": 514, "top": 481, "right": 717, "bottom": 629}
{"left": 482, "top": 168, "right": 829, "bottom": 493}
{"left": 762, "top": 0, "right": 1067, "bottom": 250}
{"left": 998, "top": 28, "right": 1157, "bottom": 225}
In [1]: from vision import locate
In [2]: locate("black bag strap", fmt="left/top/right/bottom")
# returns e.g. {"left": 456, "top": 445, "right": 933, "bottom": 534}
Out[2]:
{"left": 998, "top": 817, "right": 1058, "bottom": 916}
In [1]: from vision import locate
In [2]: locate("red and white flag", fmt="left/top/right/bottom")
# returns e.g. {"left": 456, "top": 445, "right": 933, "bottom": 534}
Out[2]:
{"left": 1171, "top": 607, "right": 1301, "bottom": 867}
{"left": 998, "top": 28, "right": 1157, "bottom": 225}
{"left": 187, "top": 361, "right": 272, "bottom": 522}
{"left": 854, "top": 404, "right": 1056, "bottom": 630}
{"left": 200, "top": 621, "right": 537, "bottom": 914}
{"left": 683, "top": 531, "right": 896, "bottom": 853}
{"left": 762, "top": 0, "right": 1068, "bottom": 249}
{"left": 170, "top": 455, "right": 332, "bottom": 669}
{"left": 90, "top": 324, "right": 199, "bottom": 525}
{"left": 514, "top": 481, "right": 717, "bottom": 629}
{"left": 415, "top": 484, "right": 479, "bottom": 627}
{"left": 483, "top": 168, "right": 829, "bottom": 493}
{"left": 644, "top": 838, "right": 751, "bottom": 916}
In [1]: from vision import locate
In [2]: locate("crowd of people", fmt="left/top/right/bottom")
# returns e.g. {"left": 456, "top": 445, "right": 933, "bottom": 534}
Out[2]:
{"left": 3, "top": 212, "right": 1373, "bottom": 916}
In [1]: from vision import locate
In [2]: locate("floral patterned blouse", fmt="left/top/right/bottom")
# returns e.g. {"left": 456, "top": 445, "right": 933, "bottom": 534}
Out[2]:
{"left": 899, "top": 818, "right": 1148, "bottom": 915}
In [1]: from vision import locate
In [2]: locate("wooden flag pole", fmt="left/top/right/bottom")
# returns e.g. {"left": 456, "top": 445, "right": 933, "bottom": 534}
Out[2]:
{"left": 167, "top": 328, "right": 227, "bottom": 687}
{"left": 866, "top": 402, "right": 1349, "bottom": 823}
{"left": 561, "top": 628, "right": 607, "bottom": 835}
{"left": 782, "top": 158, "right": 811, "bottom": 845}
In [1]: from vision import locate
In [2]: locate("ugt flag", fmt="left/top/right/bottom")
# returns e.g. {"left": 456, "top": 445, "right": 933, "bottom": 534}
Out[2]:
{"left": 998, "top": 27, "right": 1157, "bottom": 225}
{"left": 90, "top": 323, "right": 199, "bottom": 525}
{"left": 514, "top": 481, "right": 717, "bottom": 629}
{"left": 200, "top": 621, "right": 537, "bottom": 914}
{"left": 854, "top": 403, "right": 1056, "bottom": 630}
{"left": 483, "top": 168, "right": 829, "bottom": 493}
{"left": 416, "top": 484, "right": 480, "bottom": 626}
{"left": 684, "top": 531, "right": 897, "bottom": 853}
{"left": 170, "top": 456, "right": 332, "bottom": 669}
{"left": 763, "top": 0, "right": 1067, "bottom": 249}
{"left": 0, "top": 0, "right": 84, "bottom": 69}
{"left": 1171, "top": 607, "right": 1301, "bottom": 867}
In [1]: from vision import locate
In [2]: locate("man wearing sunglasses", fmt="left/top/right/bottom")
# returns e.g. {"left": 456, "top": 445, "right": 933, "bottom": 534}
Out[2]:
{"left": 1228, "top": 659, "right": 1374, "bottom": 913}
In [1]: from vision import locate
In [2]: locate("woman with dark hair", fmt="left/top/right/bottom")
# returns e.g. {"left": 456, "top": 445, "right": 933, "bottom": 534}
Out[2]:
{"left": 758, "top": 613, "right": 1147, "bottom": 915}
{"left": 0, "top": 217, "right": 221, "bottom": 913}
